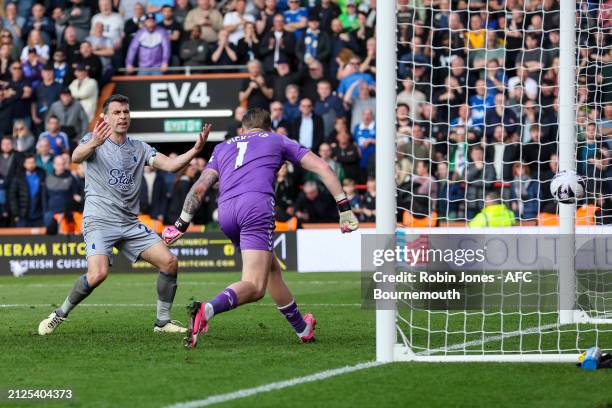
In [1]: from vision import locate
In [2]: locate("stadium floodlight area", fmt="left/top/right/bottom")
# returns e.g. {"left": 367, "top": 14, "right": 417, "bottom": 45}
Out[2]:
{"left": 375, "top": 0, "right": 612, "bottom": 362}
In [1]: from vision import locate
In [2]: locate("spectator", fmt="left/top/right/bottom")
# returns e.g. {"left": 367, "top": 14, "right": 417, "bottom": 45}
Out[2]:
{"left": 283, "top": 0, "right": 308, "bottom": 40}
{"left": 9, "top": 154, "right": 46, "bottom": 227}
{"left": 510, "top": 162, "right": 539, "bottom": 221}
{"left": 308, "top": 142, "right": 343, "bottom": 182}
{"left": 91, "top": 0, "right": 124, "bottom": 49}
{"left": 180, "top": 26, "right": 209, "bottom": 67}
{"left": 332, "top": 128, "right": 361, "bottom": 182}
{"left": 408, "top": 160, "right": 438, "bottom": 217}
{"left": 184, "top": 0, "right": 223, "bottom": 43}
{"left": 539, "top": 153, "right": 559, "bottom": 214}
{"left": 140, "top": 166, "right": 168, "bottom": 222}
{"left": 20, "top": 30, "right": 50, "bottom": 64}
{"left": 0, "top": 44, "right": 14, "bottom": 81}
{"left": 259, "top": 13, "right": 295, "bottom": 73}
{"left": 522, "top": 124, "right": 556, "bottom": 180}
{"left": 46, "top": 89, "right": 89, "bottom": 142}
{"left": 39, "top": 115, "right": 70, "bottom": 156}
{"left": 468, "top": 79, "right": 495, "bottom": 129}
{"left": 86, "top": 23, "right": 116, "bottom": 83}
{"left": 35, "top": 138, "right": 55, "bottom": 175}
{"left": 0, "top": 136, "right": 23, "bottom": 190}
{"left": 345, "top": 80, "right": 376, "bottom": 130}
{"left": 339, "top": 0, "right": 360, "bottom": 32}
{"left": 342, "top": 178, "right": 362, "bottom": 218}
{"left": 60, "top": 0, "right": 92, "bottom": 42}
{"left": 236, "top": 22, "right": 261, "bottom": 64}
{"left": 396, "top": 77, "right": 425, "bottom": 121}
{"left": 472, "top": 31, "right": 505, "bottom": 69}
{"left": 291, "top": 97, "right": 324, "bottom": 152}
{"left": 314, "top": 80, "right": 344, "bottom": 139}
{"left": 300, "top": 59, "right": 325, "bottom": 102}
{"left": 126, "top": 13, "right": 171, "bottom": 75}
{"left": 23, "top": 4, "right": 55, "bottom": 46}
{"left": 484, "top": 92, "right": 519, "bottom": 142}
{"left": 353, "top": 107, "right": 376, "bottom": 171}
{"left": 223, "top": 0, "right": 255, "bottom": 45}
{"left": 32, "top": 64, "right": 62, "bottom": 132}
{"left": 296, "top": 12, "right": 331, "bottom": 66}
{"left": 3, "top": 4, "right": 25, "bottom": 53}
{"left": 0, "top": 82, "right": 21, "bottom": 135}
{"left": 146, "top": 0, "right": 171, "bottom": 23}
{"left": 73, "top": 41, "right": 102, "bottom": 86}
{"left": 119, "top": 0, "right": 146, "bottom": 20}
{"left": 8, "top": 61, "right": 33, "bottom": 130}
{"left": 464, "top": 145, "right": 496, "bottom": 219}
{"left": 508, "top": 64, "right": 538, "bottom": 102}
{"left": 468, "top": 191, "right": 516, "bottom": 227}
{"left": 337, "top": 55, "right": 374, "bottom": 99}
{"left": 274, "top": 162, "right": 298, "bottom": 221}
{"left": 515, "top": 33, "right": 550, "bottom": 79}
{"left": 68, "top": 63, "right": 99, "bottom": 121}
{"left": 312, "top": 0, "right": 341, "bottom": 33}
{"left": 328, "top": 18, "right": 358, "bottom": 74}
{"left": 123, "top": 2, "right": 147, "bottom": 53}
{"left": 270, "top": 101, "right": 290, "bottom": 131}
{"left": 225, "top": 106, "right": 246, "bottom": 139}
{"left": 294, "top": 180, "right": 336, "bottom": 223}
{"left": 51, "top": 7, "right": 66, "bottom": 47}
{"left": 158, "top": 5, "right": 182, "bottom": 65}
{"left": 255, "top": 0, "right": 278, "bottom": 36}
{"left": 239, "top": 60, "right": 272, "bottom": 109}
{"left": 166, "top": 162, "right": 197, "bottom": 224}
{"left": 209, "top": 28, "right": 239, "bottom": 65}
{"left": 44, "top": 155, "right": 81, "bottom": 227}
{"left": 269, "top": 58, "right": 299, "bottom": 101}
{"left": 173, "top": 0, "right": 190, "bottom": 27}
{"left": 52, "top": 50, "right": 69, "bottom": 84}
{"left": 22, "top": 48, "right": 44, "bottom": 90}
{"left": 59, "top": 26, "right": 81, "bottom": 67}
{"left": 12, "top": 120, "right": 35, "bottom": 154}
{"left": 360, "top": 36, "right": 376, "bottom": 77}
{"left": 361, "top": 176, "right": 376, "bottom": 222}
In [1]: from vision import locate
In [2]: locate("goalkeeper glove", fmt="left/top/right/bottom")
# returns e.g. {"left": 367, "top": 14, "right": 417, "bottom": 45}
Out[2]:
{"left": 162, "top": 216, "right": 190, "bottom": 245}
{"left": 336, "top": 194, "right": 359, "bottom": 233}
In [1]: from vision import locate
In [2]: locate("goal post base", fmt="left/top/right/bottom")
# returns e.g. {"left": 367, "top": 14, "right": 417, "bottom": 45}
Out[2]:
{"left": 572, "top": 310, "right": 612, "bottom": 325}
{"left": 393, "top": 345, "right": 580, "bottom": 362}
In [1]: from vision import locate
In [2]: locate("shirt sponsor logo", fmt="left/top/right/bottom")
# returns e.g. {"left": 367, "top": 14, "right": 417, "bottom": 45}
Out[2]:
{"left": 108, "top": 168, "right": 135, "bottom": 191}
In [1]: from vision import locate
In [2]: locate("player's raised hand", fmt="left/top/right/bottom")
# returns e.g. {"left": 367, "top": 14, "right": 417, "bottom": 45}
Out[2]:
{"left": 162, "top": 225, "right": 184, "bottom": 245}
{"left": 194, "top": 123, "right": 212, "bottom": 152}
{"left": 339, "top": 209, "right": 359, "bottom": 233}
{"left": 91, "top": 119, "right": 112, "bottom": 147}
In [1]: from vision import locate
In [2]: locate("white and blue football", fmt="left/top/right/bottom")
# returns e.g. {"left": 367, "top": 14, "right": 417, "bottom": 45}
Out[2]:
{"left": 551, "top": 170, "right": 586, "bottom": 203}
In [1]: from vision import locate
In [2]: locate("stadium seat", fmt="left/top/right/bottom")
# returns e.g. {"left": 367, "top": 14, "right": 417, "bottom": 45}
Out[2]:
{"left": 402, "top": 211, "right": 438, "bottom": 228}
{"left": 537, "top": 212, "right": 560, "bottom": 226}
{"left": 54, "top": 212, "right": 83, "bottom": 235}
{"left": 576, "top": 204, "right": 598, "bottom": 226}
{"left": 138, "top": 214, "right": 164, "bottom": 234}
{"left": 275, "top": 217, "right": 298, "bottom": 232}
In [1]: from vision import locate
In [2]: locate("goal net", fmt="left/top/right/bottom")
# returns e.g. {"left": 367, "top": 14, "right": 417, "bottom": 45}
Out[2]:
{"left": 377, "top": 0, "right": 612, "bottom": 361}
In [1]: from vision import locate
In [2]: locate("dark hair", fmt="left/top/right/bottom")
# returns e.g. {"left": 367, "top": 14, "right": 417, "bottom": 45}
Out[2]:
{"left": 242, "top": 108, "right": 272, "bottom": 130}
{"left": 47, "top": 114, "right": 59, "bottom": 122}
{"left": 24, "top": 153, "right": 36, "bottom": 161}
{"left": 103, "top": 94, "right": 129, "bottom": 114}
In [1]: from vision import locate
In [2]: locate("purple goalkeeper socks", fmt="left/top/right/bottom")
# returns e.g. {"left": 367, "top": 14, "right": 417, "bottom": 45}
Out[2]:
{"left": 209, "top": 288, "right": 238, "bottom": 315}
{"left": 278, "top": 299, "right": 307, "bottom": 334}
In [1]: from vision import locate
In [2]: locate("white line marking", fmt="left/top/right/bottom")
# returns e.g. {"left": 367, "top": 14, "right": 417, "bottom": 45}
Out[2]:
{"left": 0, "top": 281, "right": 359, "bottom": 289}
{"left": 0, "top": 303, "right": 362, "bottom": 308}
{"left": 164, "top": 361, "right": 386, "bottom": 408}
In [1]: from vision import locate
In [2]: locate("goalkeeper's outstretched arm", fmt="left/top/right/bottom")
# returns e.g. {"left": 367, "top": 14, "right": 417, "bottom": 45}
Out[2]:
{"left": 299, "top": 151, "right": 359, "bottom": 233}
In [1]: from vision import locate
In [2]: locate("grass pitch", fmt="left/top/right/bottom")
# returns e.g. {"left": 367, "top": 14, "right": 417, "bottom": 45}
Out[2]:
{"left": 1, "top": 272, "right": 611, "bottom": 408}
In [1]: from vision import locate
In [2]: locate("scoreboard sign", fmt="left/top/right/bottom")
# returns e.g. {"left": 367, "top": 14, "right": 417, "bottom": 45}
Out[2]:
{"left": 0, "top": 232, "right": 296, "bottom": 275}
{"left": 111, "top": 74, "right": 249, "bottom": 142}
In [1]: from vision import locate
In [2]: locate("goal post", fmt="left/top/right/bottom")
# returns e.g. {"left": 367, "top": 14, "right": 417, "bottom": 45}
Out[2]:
{"left": 375, "top": 0, "right": 612, "bottom": 362}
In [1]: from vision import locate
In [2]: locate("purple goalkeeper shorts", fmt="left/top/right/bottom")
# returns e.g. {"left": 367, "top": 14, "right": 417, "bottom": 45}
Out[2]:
{"left": 218, "top": 192, "right": 276, "bottom": 251}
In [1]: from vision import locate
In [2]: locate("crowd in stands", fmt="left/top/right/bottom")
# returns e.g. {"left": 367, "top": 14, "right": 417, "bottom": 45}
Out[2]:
{"left": 0, "top": 0, "right": 609, "bottom": 230}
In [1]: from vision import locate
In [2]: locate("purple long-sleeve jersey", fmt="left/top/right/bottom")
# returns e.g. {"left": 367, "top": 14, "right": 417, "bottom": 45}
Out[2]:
{"left": 207, "top": 131, "right": 310, "bottom": 204}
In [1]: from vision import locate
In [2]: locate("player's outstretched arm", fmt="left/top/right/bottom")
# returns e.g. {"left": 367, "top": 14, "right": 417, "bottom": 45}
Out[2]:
{"left": 153, "top": 124, "right": 212, "bottom": 173}
{"left": 162, "top": 167, "right": 219, "bottom": 245}
{"left": 72, "top": 120, "right": 112, "bottom": 163}
{"left": 299, "top": 151, "right": 359, "bottom": 233}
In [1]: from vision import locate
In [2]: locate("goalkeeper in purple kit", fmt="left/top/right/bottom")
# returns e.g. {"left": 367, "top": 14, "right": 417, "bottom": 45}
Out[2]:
{"left": 162, "top": 108, "right": 359, "bottom": 348}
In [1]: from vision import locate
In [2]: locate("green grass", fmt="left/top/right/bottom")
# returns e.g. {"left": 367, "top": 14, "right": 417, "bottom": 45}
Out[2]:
{"left": 0, "top": 272, "right": 611, "bottom": 408}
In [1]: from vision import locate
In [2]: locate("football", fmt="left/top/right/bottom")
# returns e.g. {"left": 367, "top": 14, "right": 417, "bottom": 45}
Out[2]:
{"left": 550, "top": 170, "right": 586, "bottom": 203}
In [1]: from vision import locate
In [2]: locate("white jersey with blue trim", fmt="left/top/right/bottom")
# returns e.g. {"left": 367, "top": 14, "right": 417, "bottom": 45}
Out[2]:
{"left": 80, "top": 133, "right": 157, "bottom": 222}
